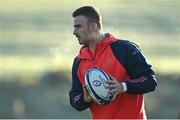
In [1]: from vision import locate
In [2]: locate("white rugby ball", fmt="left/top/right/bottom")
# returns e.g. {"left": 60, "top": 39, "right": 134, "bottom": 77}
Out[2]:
{"left": 85, "top": 67, "right": 114, "bottom": 105}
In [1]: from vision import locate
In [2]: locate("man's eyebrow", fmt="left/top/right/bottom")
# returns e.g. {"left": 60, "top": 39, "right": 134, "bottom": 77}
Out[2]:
{"left": 74, "top": 24, "right": 81, "bottom": 27}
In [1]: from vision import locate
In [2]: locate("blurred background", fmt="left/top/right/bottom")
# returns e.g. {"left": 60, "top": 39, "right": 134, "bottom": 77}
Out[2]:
{"left": 0, "top": 0, "right": 180, "bottom": 119}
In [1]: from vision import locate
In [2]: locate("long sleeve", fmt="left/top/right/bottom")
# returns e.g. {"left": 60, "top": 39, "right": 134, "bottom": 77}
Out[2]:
{"left": 69, "top": 57, "right": 90, "bottom": 111}
{"left": 110, "top": 40, "right": 157, "bottom": 94}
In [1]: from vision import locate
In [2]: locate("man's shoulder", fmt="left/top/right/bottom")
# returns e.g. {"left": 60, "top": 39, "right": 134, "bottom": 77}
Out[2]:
{"left": 110, "top": 39, "right": 130, "bottom": 48}
{"left": 73, "top": 56, "right": 80, "bottom": 61}
{"left": 111, "top": 39, "right": 139, "bottom": 49}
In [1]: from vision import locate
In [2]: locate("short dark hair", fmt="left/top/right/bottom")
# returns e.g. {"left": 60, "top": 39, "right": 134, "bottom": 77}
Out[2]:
{"left": 72, "top": 6, "right": 102, "bottom": 29}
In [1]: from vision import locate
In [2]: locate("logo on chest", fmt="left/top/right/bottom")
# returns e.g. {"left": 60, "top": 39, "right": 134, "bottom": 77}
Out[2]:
{"left": 102, "top": 59, "right": 113, "bottom": 67}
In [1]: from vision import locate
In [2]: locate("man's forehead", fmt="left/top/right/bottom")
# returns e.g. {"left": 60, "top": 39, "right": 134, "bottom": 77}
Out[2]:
{"left": 74, "top": 15, "right": 88, "bottom": 23}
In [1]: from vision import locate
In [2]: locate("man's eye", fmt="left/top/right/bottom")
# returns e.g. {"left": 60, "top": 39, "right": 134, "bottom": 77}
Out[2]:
{"left": 74, "top": 25, "right": 81, "bottom": 28}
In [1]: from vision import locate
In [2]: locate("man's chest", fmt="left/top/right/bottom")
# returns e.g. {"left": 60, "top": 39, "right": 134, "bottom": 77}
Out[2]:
{"left": 77, "top": 48, "right": 128, "bottom": 85}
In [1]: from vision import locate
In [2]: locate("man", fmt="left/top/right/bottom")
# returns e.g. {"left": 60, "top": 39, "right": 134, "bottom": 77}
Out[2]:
{"left": 69, "top": 6, "right": 157, "bottom": 119}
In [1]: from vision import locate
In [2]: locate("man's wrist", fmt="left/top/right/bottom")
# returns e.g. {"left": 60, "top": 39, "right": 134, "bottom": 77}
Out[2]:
{"left": 121, "top": 82, "right": 127, "bottom": 92}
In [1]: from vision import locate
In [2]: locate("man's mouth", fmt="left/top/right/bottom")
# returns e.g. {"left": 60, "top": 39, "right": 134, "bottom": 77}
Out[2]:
{"left": 76, "top": 35, "right": 80, "bottom": 39}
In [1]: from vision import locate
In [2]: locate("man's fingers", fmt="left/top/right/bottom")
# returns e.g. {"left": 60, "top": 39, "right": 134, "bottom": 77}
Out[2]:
{"left": 108, "top": 73, "right": 115, "bottom": 80}
{"left": 83, "top": 85, "right": 86, "bottom": 91}
{"left": 83, "top": 85, "right": 92, "bottom": 102}
{"left": 106, "top": 80, "right": 116, "bottom": 84}
{"left": 109, "top": 88, "right": 118, "bottom": 93}
{"left": 105, "top": 84, "right": 118, "bottom": 89}
{"left": 83, "top": 85, "right": 90, "bottom": 95}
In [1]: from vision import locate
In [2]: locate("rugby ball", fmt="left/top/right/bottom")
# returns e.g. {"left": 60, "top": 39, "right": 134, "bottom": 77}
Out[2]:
{"left": 85, "top": 67, "right": 114, "bottom": 105}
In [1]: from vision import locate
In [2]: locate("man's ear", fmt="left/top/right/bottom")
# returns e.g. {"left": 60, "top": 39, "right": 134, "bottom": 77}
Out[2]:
{"left": 89, "top": 22, "right": 98, "bottom": 32}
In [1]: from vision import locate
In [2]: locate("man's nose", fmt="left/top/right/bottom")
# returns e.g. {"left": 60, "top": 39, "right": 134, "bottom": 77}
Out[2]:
{"left": 73, "top": 29, "right": 77, "bottom": 35}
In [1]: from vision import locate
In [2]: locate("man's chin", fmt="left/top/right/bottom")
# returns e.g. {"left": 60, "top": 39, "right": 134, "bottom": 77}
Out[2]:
{"left": 78, "top": 39, "right": 88, "bottom": 45}
{"left": 79, "top": 42, "right": 85, "bottom": 45}
{"left": 78, "top": 41, "right": 86, "bottom": 45}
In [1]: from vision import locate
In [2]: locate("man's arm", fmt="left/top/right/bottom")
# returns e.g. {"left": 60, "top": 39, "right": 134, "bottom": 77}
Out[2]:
{"left": 110, "top": 40, "right": 157, "bottom": 94}
{"left": 69, "top": 57, "right": 90, "bottom": 111}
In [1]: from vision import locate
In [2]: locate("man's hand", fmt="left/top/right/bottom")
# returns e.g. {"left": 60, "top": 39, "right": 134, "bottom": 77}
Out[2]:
{"left": 105, "top": 74, "right": 124, "bottom": 99}
{"left": 83, "top": 85, "right": 92, "bottom": 103}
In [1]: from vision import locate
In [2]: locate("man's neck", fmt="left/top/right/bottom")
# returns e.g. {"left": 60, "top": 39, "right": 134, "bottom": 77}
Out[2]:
{"left": 88, "top": 33, "right": 105, "bottom": 52}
